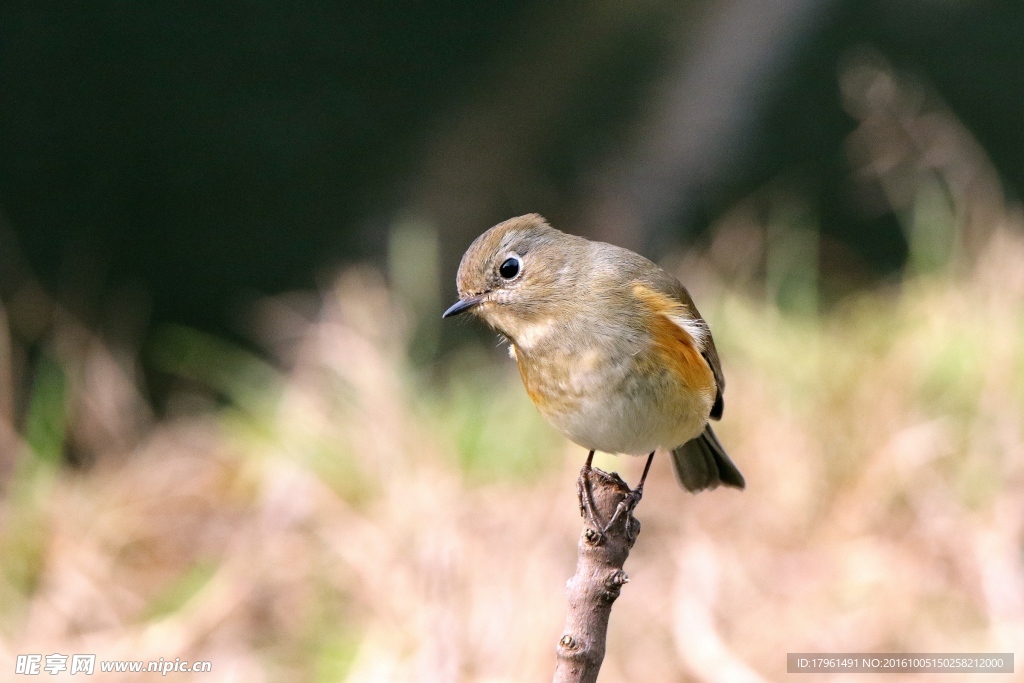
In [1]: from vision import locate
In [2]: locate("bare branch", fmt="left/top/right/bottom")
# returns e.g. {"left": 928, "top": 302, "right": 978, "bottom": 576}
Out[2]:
{"left": 553, "top": 466, "right": 641, "bottom": 683}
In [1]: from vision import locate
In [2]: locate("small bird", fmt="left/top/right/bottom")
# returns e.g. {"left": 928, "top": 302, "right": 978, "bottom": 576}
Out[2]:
{"left": 443, "top": 214, "right": 744, "bottom": 501}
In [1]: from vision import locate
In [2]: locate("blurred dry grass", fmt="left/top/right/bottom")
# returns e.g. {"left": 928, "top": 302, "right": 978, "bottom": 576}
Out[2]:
{"left": 2, "top": 61, "right": 1024, "bottom": 682}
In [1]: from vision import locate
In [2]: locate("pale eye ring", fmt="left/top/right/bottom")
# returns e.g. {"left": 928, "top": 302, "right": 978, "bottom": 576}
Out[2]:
{"left": 499, "top": 255, "right": 521, "bottom": 279}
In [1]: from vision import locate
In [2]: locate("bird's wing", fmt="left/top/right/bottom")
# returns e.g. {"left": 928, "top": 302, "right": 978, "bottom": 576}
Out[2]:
{"left": 640, "top": 272, "right": 725, "bottom": 420}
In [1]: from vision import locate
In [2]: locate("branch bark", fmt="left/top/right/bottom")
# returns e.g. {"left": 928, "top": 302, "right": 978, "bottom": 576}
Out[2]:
{"left": 553, "top": 466, "right": 641, "bottom": 683}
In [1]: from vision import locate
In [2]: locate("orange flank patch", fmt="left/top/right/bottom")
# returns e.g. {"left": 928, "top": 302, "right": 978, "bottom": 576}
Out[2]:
{"left": 631, "top": 284, "right": 715, "bottom": 395}
{"left": 514, "top": 347, "right": 583, "bottom": 417}
{"left": 516, "top": 354, "right": 543, "bottom": 405}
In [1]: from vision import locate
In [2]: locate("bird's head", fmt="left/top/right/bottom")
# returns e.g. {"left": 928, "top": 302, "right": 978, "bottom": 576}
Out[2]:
{"left": 443, "top": 214, "right": 587, "bottom": 340}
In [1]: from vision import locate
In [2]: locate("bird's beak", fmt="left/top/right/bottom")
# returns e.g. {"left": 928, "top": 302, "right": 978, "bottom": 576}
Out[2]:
{"left": 442, "top": 296, "right": 483, "bottom": 318}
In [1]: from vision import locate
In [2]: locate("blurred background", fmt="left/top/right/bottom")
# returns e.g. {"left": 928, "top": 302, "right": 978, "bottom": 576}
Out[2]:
{"left": 1, "top": 0, "right": 1023, "bottom": 680}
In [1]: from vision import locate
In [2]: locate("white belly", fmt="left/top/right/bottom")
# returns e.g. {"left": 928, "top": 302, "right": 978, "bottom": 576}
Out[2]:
{"left": 537, "top": 350, "right": 711, "bottom": 456}
{"left": 507, "top": 312, "right": 714, "bottom": 456}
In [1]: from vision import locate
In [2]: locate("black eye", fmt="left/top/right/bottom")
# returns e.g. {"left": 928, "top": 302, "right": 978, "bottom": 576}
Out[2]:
{"left": 499, "top": 256, "right": 520, "bottom": 279}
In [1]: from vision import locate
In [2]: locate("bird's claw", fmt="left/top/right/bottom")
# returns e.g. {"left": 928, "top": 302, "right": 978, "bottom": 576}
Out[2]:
{"left": 577, "top": 463, "right": 645, "bottom": 544}
{"left": 602, "top": 486, "right": 643, "bottom": 542}
{"left": 577, "top": 466, "right": 606, "bottom": 544}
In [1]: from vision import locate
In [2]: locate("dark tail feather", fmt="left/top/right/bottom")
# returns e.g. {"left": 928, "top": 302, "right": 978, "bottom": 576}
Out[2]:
{"left": 671, "top": 425, "right": 745, "bottom": 493}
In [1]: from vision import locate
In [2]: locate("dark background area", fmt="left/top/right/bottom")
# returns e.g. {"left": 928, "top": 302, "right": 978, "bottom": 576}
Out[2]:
{"left": 0, "top": 0, "right": 1021, "bottom": 338}
{"left": 0, "top": 0, "right": 536, "bottom": 331}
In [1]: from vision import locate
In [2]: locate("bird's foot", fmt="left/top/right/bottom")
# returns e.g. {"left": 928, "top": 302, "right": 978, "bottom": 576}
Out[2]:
{"left": 576, "top": 451, "right": 605, "bottom": 543}
{"left": 602, "top": 484, "right": 644, "bottom": 542}
{"left": 602, "top": 451, "right": 653, "bottom": 542}
{"left": 577, "top": 451, "right": 652, "bottom": 544}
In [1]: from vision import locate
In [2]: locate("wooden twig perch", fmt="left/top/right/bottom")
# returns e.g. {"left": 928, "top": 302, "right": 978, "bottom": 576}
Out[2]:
{"left": 553, "top": 466, "right": 642, "bottom": 683}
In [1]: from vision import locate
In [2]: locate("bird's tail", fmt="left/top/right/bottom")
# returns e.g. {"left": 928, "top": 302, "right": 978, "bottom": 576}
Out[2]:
{"left": 670, "top": 424, "right": 745, "bottom": 492}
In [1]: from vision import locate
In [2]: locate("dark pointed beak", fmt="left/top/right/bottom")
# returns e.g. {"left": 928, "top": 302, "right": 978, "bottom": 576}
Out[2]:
{"left": 442, "top": 296, "right": 482, "bottom": 318}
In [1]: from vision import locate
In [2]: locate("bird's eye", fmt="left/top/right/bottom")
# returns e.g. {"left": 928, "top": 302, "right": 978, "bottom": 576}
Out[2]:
{"left": 499, "top": 256, "right": 521, "bottom": 279}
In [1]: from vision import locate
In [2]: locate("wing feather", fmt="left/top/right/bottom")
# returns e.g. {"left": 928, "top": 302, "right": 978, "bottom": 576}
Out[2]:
{"left": 639, "top": 273, "right": 726, "bottom": 420}
{"left": 588, "top": 240, "right": 726, "bottom": 419}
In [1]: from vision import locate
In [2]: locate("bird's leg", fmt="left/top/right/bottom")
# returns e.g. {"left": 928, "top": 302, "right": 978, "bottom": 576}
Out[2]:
{"left": 576, "top": 451, "right": 604, "bottom": 535}
{"left": 634, "top": 450, "right": 655, "bottom": 498}
{"left": 602, "top": 451, "right": 654, "bottom": 541}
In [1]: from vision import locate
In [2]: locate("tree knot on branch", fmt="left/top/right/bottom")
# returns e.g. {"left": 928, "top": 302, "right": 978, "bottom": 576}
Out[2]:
{"left": 601, "top": 569, "right": 629, "bottom": 602}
